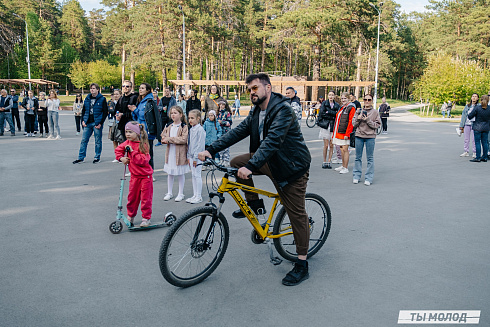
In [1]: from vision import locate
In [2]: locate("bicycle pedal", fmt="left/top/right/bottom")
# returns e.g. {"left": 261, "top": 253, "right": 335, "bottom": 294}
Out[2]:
{"left": 270, "top": 257, "right": 282, "bottom": 265}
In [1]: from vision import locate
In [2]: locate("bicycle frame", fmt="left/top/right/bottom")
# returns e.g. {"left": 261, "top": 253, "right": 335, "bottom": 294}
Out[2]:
{"left": 214, "top": 174, "right": 293, "bottom": 240}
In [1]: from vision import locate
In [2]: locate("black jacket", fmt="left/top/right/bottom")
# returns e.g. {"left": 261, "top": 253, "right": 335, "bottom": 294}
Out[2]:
{"left": 468, "top": 104, "right": 490, "bottom": 132}
{"left": 318, "top": 101, "right": 340, "bottom": 131}
{"left": 144, "top": 99, "right": 162, "bottom": 141}
{"left": 118, "top": 93, "right": 138, "bottom": 132}
{"left": 186, "top": 97, "right": 201, "bottom": 112}
{"left": 20, "top": 97, "right": 39, "bottom": 112}
{"left": 379, "top": 103, "right": 390, "bottom": 118}
{"left": 207, "top": 92, "right": 311, "bottom": 187}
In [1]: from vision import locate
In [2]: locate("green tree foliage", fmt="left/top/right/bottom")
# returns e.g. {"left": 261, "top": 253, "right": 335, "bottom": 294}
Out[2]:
{"left": 27, "top": 12, "right": 61, "bottom": 79}
{"left": 413, "top": 53, "right": 490, "bottom": 104}
{"left": 69, "top": 60, "right": 90, "bottom": 92}
{"left": 60, "top": 0, "right": 90, "bottom": 56}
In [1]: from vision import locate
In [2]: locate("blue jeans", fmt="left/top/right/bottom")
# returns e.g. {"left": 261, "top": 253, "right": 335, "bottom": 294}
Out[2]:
{"left": 353, "top": 137, "right": 376, "bottom": 182}
{"left": 78, "top": 122, "right": 103, "bottom": 160}
{"left": 48, "top": 111, "right": 60, "bottom": 136}
{"left": 0, "top": 111, "right": 14, "bottom": 134}
{"left": 473, "top": 131, "right": 489, "bottom": 160}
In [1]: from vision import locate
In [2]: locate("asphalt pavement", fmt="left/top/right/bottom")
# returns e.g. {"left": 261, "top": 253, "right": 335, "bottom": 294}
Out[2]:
{"left": 0, "top": 106, "right": 488, "bottom": 327}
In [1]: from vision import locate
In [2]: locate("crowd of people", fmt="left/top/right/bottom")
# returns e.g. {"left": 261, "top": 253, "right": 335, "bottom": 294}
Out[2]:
{"left": 4, "top": 75, "right": 489, "bottom": 287}
{"left": 0, "top": 88, "right": 61, "bottom": 138}
{"left": 458, "top": 93, "right": 490, "bottom": 162}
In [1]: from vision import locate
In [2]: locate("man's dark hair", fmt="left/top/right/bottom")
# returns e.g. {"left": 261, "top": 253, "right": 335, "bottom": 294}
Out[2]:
{"left": 90, "top": 83, "right": 100, "bottom": 91}
{"left": 350, "top": 92, "right": 356, "bottom": 98}
{"left": 286, "top": 86, "right": 295, "bottom": 91}
{"left": 245, "top": 73, "right": 271, "bottom": 85}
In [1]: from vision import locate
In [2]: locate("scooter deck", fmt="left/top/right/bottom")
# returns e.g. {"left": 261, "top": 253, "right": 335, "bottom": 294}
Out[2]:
{"left": 128, "top": 222, "right": 167, "bottom": 231}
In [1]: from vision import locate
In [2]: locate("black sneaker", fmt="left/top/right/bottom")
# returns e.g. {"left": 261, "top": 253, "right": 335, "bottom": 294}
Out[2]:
{"left": 93, "top": 159, "right": 100, "bottom": 164}
{"left": 232, "top": 199, "right": 266, "bottom": 219}
{"left": 73, "top": 159, "right": 84, "bottom": 164}
{"left": 282, "top": 261, "right": 309, "bottom": 286}
{"left": 481, "top": 158, "right": 487, "bottom": 162}
{"left": 321, "top": 162, "right": 328, "bottom": 169}
{"left": 469, "top": 158, "right": 481, "bottom": 162}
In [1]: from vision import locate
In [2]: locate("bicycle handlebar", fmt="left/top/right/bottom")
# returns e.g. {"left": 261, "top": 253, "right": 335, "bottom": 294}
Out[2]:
{"left": 203, "top": 158, "right": 253, "bottom": 179}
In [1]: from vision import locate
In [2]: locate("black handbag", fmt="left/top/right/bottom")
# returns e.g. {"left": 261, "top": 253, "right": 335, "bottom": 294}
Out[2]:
{"left": 350, "top": 129, "right": 356, "bottom": 148}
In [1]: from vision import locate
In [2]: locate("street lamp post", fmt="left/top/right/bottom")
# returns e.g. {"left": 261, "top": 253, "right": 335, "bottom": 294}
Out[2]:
{"left": 13, "top": 13, "right": 32, "bottom": 91}
{"left": 179, "top": 5, "right": 186, "bottom": 91}
{"left": 369, "top": 2, "right": 383, "bottom": 109}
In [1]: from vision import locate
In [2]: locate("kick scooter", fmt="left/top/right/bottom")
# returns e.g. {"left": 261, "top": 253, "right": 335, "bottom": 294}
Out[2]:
{"left": 109, "top": 147, "right": 176, "bottom": 234}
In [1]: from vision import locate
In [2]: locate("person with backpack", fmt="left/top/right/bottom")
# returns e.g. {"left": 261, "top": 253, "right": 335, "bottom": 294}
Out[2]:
{"left": 332, "top": 92, "right": 356, "bottom": 174}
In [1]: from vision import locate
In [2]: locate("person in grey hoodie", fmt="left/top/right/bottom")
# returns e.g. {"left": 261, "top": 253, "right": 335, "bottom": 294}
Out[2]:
{"left": 351, "top": 93, "right": 382, "bottom": 185}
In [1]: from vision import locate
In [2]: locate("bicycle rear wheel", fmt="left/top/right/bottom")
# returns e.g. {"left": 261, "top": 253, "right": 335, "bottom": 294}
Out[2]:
{"left": 306, "top": 114, "right": 317, "bottom": 128}
{"left": 273, "top": 193, "right": 331, "bottom": 261}
{"left": 159, "top": 207, "right": 229, "bottom": 287}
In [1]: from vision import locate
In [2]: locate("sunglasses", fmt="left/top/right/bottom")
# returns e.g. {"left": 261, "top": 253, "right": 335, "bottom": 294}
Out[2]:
{"left": 363, "top": 98, "right": 373, "bottom": 102}
{"left": 246, "top": 85, "right": 259, "bottom": 94}
{"left": 122, "top": 85, "right": 131, "bottom": 88}
{"left": 10, "top": 91, "right": 15, "bottom": 92}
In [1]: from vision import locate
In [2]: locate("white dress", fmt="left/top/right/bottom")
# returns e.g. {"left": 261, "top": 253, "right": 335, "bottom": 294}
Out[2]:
{"left": 164, "top": 124, "right": 190, "bottom": 175}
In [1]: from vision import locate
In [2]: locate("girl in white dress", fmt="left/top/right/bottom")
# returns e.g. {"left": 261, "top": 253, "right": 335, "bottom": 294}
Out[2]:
{"left": 162, "top": 106, "right": 190, "bottom": 202}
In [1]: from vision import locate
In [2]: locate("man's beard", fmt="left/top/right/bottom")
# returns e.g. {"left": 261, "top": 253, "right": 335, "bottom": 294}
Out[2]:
{"left": 251, "top": 94, "right": 267, "bottom": 105}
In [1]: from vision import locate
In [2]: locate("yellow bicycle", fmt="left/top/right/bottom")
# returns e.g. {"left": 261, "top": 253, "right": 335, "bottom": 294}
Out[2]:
{"left": 159, "top": 158, "right": 332, "bottom": 287}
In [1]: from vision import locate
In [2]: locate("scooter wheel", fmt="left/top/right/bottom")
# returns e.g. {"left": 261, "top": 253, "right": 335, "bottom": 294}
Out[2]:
{"left": 109, "top": 221, "right": 123, "bottom": 234}
{"left": 164, "top": 214, "right": 177, "bottom": 226}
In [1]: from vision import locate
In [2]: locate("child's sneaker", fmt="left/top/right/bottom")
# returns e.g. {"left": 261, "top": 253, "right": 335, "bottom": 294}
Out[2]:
{"left": 175, "top": 194, "right": 185, "bottom": 202}
{"left": 190, "top": 197, "right": 203, "bottom": 204}
{"left": 186, "top": 196, "right": 196, "bottom": 203}
{"left": 139, "top": 219, "right": 150, "bottom": 227}
{"left": 164, "top": 193, "right": 173, "bottom": 201}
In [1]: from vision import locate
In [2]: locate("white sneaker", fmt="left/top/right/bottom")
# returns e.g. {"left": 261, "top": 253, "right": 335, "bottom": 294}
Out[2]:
{"left": 353, "top": 179, "right": 359, "bottom": 184}
{"left": 331, "top": 157, "right": 341, "bottom": 164}
{"left": 339, "top": 167, "right": 349, "bottom": 174}
{"left": 472, "top": 153, "right": 476, "bottom": 158}
{"left": 334, "top": 166, "right": 343, "bottom": 171}
{"left": 55, "top": 135, "right": 61, "bottom": 140}
{"left": 125, "top": 172, "right": 131, "bottom": 177}
{"left": 164, "top": 193, "right": 173, "bottom": 201}
{"left": 112, "top": 159, "right": 119, "bottom": 163}
{"left": 190, "top": 197, "right": 203, "bottom": 204}
{"left": 47, "top": 135, "right": 54, "bottom": 139}
{"left": 364, "top": 181, "right": 371, "bottom": 186}
{"left": 186, "top": 196, "right": 196, "bottom": 203}
{"left": 25, "top": 134, "right": 29, "bottom": 137}
{"left": 175, "top": 194, "right": 185, "bottom": 202}
{"left": 152, "top": 177, "right": 156, "bottom": 182}
{"left": 460, "top": 152, "right": 469, "bottom": 157}
{"left": 76, "top": 132, "right": 80, "bottom": 135}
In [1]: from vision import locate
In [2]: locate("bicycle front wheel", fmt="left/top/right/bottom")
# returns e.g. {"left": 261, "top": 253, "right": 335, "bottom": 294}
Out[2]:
{"left": 306, "top": 114, "right": 317, "bottom": 128}
{"left": 273, "top": 193, "right": 331, "bottom": 261}
{"left": 159, "top": 207, "right": 230, "bottom": 287}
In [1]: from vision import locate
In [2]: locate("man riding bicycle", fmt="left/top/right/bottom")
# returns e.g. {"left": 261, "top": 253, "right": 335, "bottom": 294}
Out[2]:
{"left": 198, "top": 73, "right": 312, "bottom": 286}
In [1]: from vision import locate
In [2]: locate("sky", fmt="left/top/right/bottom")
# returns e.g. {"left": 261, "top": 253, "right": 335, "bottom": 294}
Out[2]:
{"left": 79, "top": 0, "right": 430, "bottom": 15}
